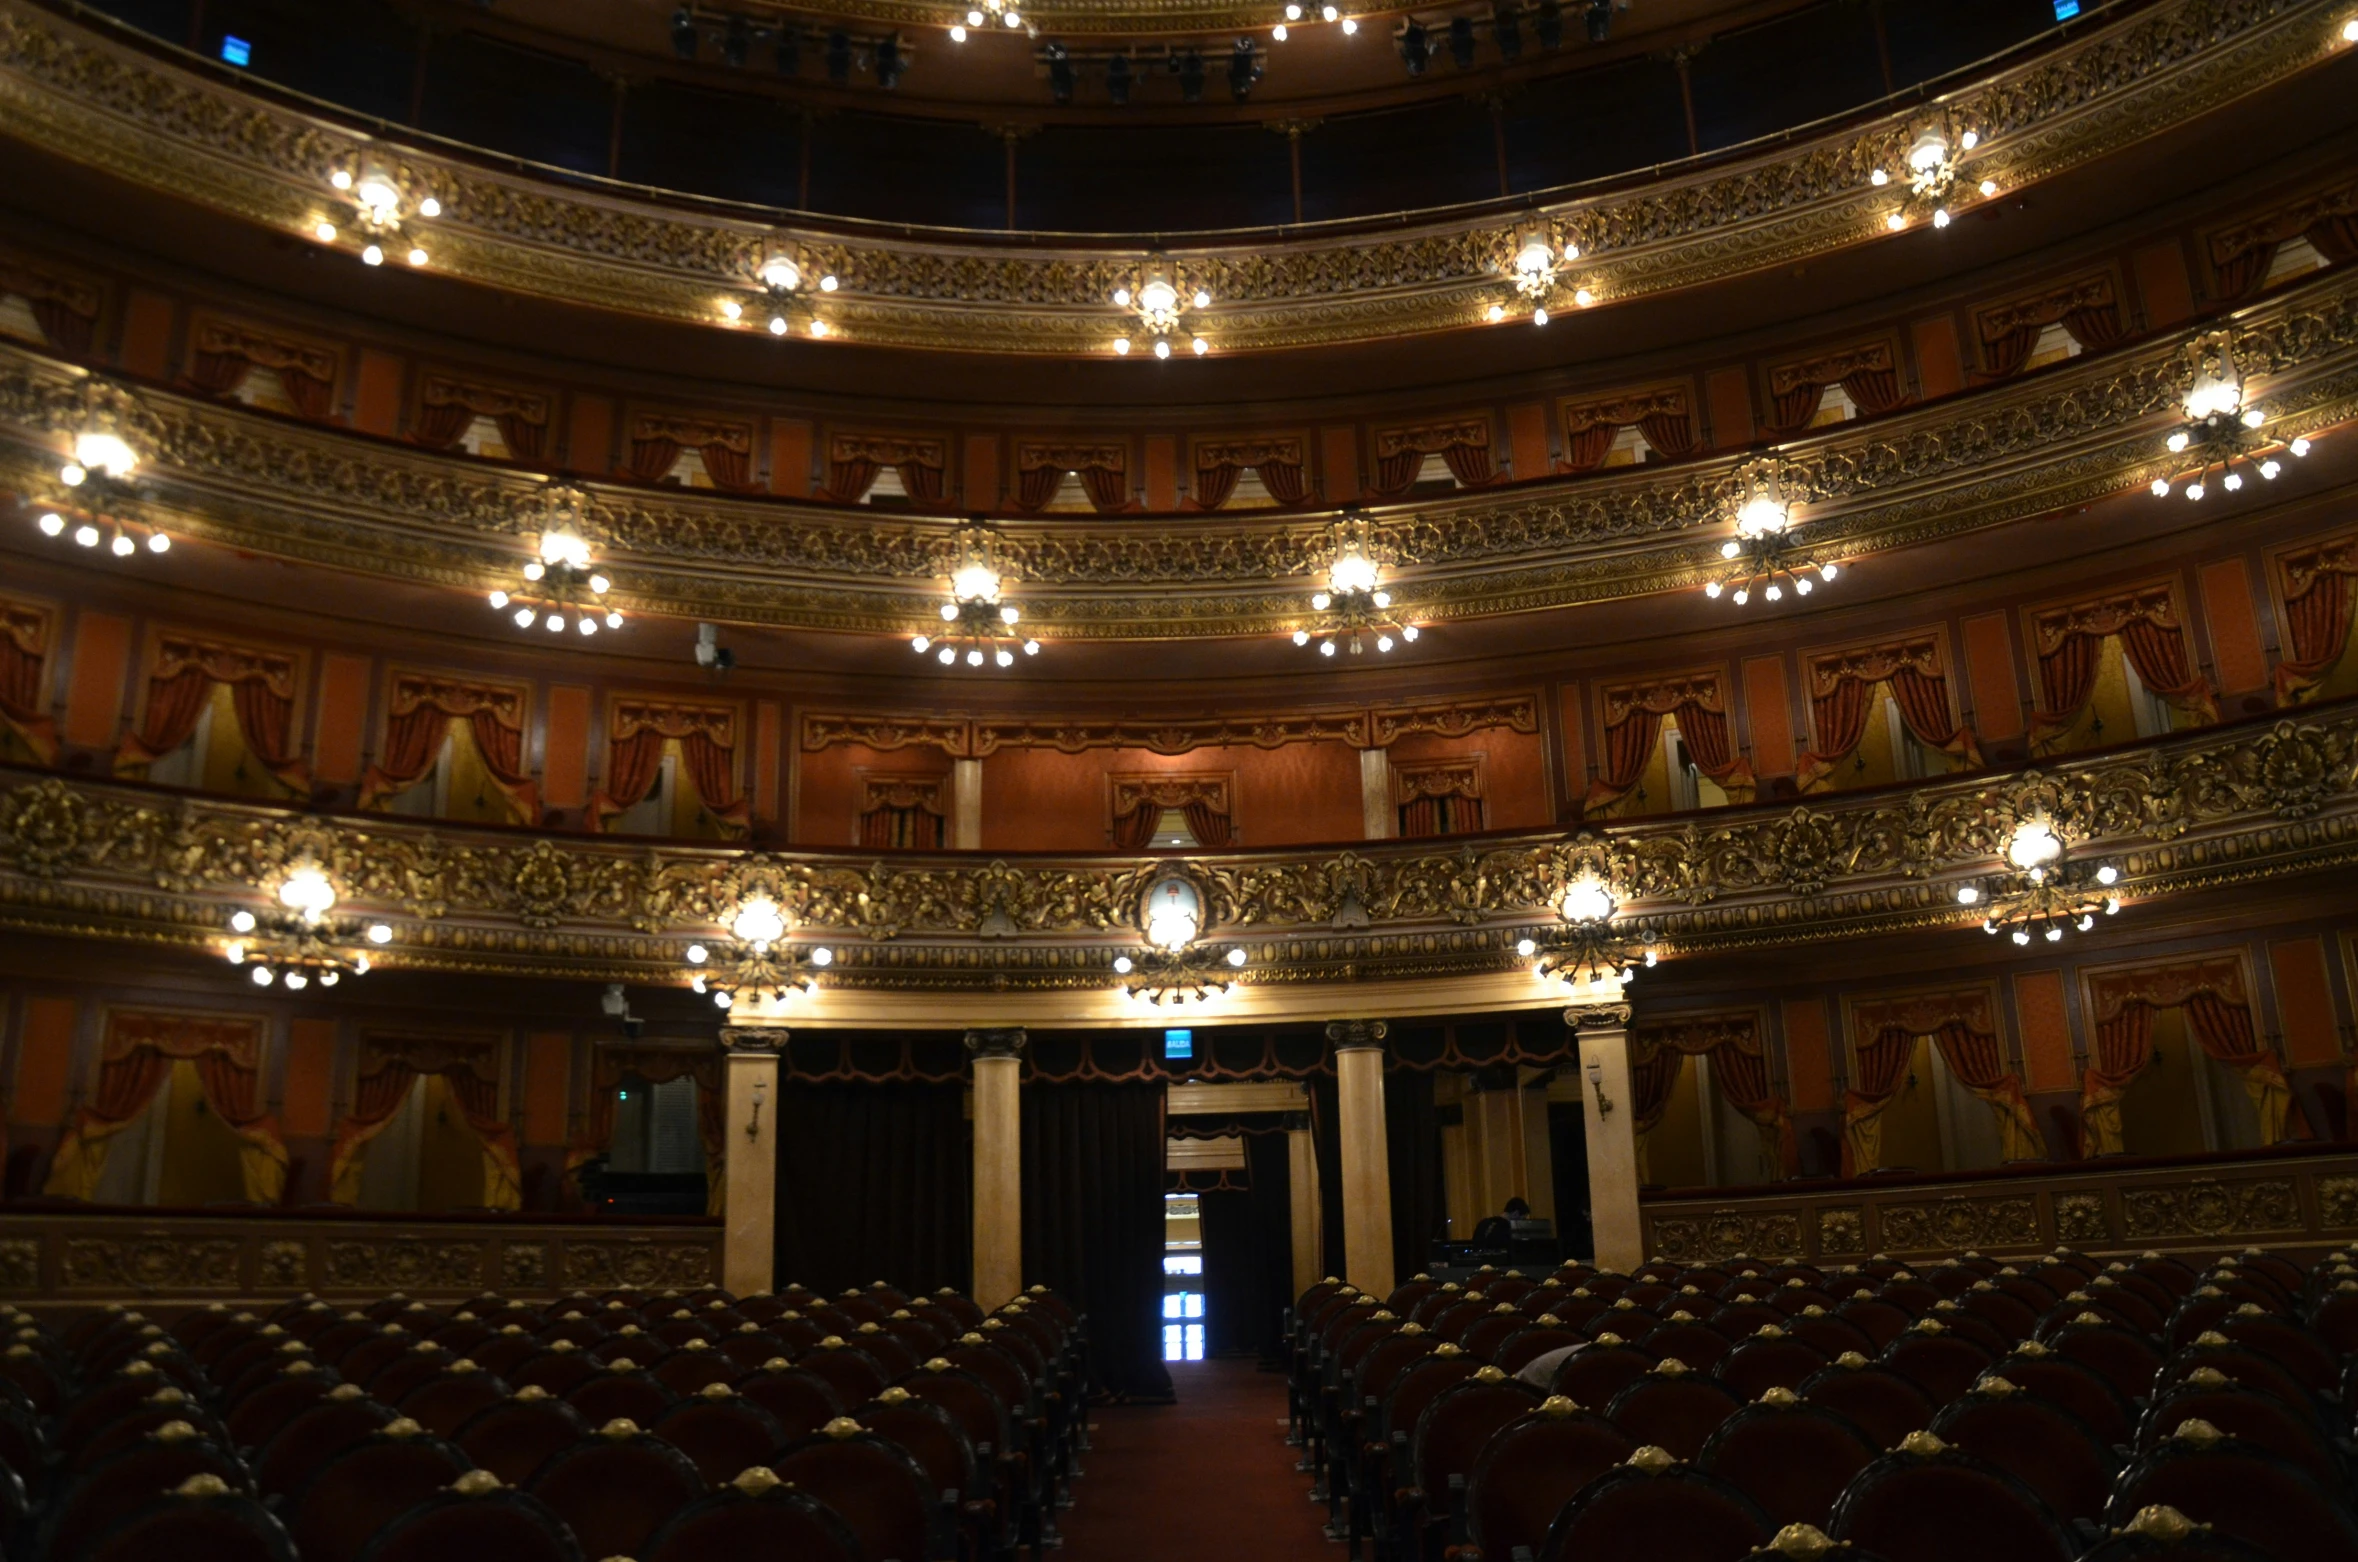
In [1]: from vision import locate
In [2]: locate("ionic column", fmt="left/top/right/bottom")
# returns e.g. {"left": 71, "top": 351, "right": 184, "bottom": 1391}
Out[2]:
{"left": 720, "top": 1025, "right": 785, "bottom": 1296}
{"left": 1284, "top": 1111, "right": 1323, "bottom": 1301}
{"left": 967, "top": 1028, "right": 1026, "bottom": 1311}
{"left": 1564, "top": 998, "right": 1642, "bottom": 1273}
{"left": 1327, "top": 1019, "right": 1394, "bottom": 1299}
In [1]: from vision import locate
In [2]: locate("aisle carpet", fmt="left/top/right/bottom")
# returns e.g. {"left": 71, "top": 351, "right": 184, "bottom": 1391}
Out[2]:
{"left": 1058, "top": 1357, "right": 1334, "bottom": 1562}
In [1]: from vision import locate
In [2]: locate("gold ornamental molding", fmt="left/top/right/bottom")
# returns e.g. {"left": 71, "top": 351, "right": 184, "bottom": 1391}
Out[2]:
{"left": 800, "top": 694, "right": 1539, "bottom": 755}
{"left": 2, "top": 265, "right": 2357, "bottom": 639}
{"left": 3, "top": 706, "right": 2355, "bottom": 1012}
{"left": 0, "top": 0, "right": 2347, "bottom": 354}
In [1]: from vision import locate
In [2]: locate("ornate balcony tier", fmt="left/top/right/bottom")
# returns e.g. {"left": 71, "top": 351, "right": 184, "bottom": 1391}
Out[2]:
{"left": 0, "top": 0, "right": 2346, "bottom": 353}
{"left": 3, "top": 266, "right": 2356, "bottom": 640}
{"left": 3, "top": 704, "right": 2353, "bottom": 1024}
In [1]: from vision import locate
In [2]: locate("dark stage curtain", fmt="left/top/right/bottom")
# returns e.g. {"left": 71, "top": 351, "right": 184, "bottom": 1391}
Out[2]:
{"left": 774, "top": 1082, "right": 972, "bottom": 1297}
{"left": 1022, "top": 1082, "right": 1175, "bottom": 1403}
{"left": 1199, "top": 1129, "right": 1294, "bottom": 1368}
{"left": 1309, "top": 1074, "right": 1346, "bottom": 1282}
{"left": 1548, "top": 1102, "right": 1594, "bottom": 1264}
{"left": 1386, "top": 1068, "right": 1444, "bottom": 1283}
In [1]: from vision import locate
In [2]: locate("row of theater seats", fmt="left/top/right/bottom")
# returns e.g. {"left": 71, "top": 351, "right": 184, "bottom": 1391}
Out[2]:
{"left": 1290, "top": 1244, "right": 2358, "bottom": 1562}
{"left": 0, "top": 1278, "right": 1090, "bottom": 1562}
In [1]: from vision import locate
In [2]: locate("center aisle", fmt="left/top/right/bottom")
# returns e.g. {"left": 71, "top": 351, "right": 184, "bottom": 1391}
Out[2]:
{"left": 1058, "top": 1357, "right": 1334, "bottom": 1562}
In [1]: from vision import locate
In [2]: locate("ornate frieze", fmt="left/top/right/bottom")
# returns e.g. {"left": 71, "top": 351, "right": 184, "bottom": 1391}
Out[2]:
{"left": 800, "top": 695, "right": 1538, "bottom": 756}
{"left": 0, "top": 0, "right": 2337, "bottom": 354}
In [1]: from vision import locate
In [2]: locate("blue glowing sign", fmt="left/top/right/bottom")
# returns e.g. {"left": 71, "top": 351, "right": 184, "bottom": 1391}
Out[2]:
{"left": 1164, "top": 1029, "right": 1194, "bottom": 1060}
{"left": 220, "top": 35, "right": 252, "bottom": 66}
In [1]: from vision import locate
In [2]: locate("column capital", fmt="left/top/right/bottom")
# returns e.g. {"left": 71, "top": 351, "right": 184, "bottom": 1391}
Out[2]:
{"left": 964, "top": 1027, "right": 1028, "bottom": 1061}
{"left": 721, "top": 1025, "right": 789, "bottom": 1055}
{"left": 1325, "top": 1018, "right": 1390, "bottom": 1053}
{"left": 1561, "top": 1002, "right": 1633, "bottom": 1034}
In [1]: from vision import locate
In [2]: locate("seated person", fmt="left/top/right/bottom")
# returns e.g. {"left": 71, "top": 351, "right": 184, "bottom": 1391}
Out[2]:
{"left": 1470, "top": 1196, "right": 1531, "bottom": 1247}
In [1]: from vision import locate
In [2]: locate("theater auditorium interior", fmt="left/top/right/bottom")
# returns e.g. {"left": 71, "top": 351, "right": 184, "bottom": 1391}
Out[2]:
{"left": 3, "top": 0, "right": 2358, "bottom": 1558}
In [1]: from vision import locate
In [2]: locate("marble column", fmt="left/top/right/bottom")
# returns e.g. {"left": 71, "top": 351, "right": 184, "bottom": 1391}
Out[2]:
{"left": 1285, "top": 1111, "right": 1324, "bottom": 1301}
{"left": 1564, "top": 996, "right": 1642, "bottom": 1274}
{"left": 1327, "top": 1019, "right": 1394, "bottom": 1299}
{"left": 967, "top": 1027, "right": 1026, "bottom": 1311}
{"left": 720, "top": 1024, "right": 785, "bottom": 1297}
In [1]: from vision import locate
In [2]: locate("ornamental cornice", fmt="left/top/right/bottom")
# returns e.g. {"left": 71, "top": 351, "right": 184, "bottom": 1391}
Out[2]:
{"left": 0, "top": 0, "right": 2342, "bottom": 354}
{"left": 2, "top": 708, "right": 2353, "bottom": 995}
{"left": 5, "top": 269, "right": 2357, "bottom": 637}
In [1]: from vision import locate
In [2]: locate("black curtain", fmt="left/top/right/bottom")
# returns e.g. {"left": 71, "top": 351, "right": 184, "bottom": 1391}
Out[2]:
{"left": 1022, "top": 1081, "right": 1175, "bottom": 1403}
{"left": 1386, "top": 1068, "right": 1444, "bottom": 1285}
{"left": 774, "top": 1082, "right": 972, "bottom": 1297}
{"left": 1309, "top": 1074, "right": 1346, "bottom": 1284}
{"left": 1548, "top": 1102, "right": 1593, "bottom": 1264}
{"left": 1199, "top": 1129, "right": 1294, "bottom": 1368}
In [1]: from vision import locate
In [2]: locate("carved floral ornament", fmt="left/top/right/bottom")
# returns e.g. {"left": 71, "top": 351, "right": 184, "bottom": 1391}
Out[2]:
{"left": 2, "top": 709, "right": 2352, "bottom": 993}
{"left": 0, "top": 0, "right": 2342, "bottom": 354}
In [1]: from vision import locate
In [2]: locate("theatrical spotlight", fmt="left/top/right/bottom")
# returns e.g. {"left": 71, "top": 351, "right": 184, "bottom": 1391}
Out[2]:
{"left": 825, "top": 29, "right": 852, "bottom": 81}
{"left": 1400, "top": 20, "right": 1429, "bottom": 74}
{"left": 1107, "top": 50, "right": 1134, "bottom": 104}
{"left": 1494, "top": 3, "right": 1523, "bottom": 60}
{"left": 1585, "top": 0, "right": 1610, "bottom": 42}
{"left": 1449, "top": 15, "right": 1476, "bottom": 68}
{"left": 670, "top": 6, "right": 698, "bottom": 58}
{"left": 722, "top": 13, "right": 749, "bottom": 66}
{"left": 774, "top": 31, "right": 800, "bottom": 73}
{"left": 1046, "top": 42, "right": 1074, "bottom": 103}
{"left": 875, "top": 33, "right": 905, "bottom": 88}
{"left": 1534, "top": 0, "right": 1563, "bottom": 48}
{"left": 1229, "top": 36, "right": 1262, "bottom": 101}
{"left": 1176, "top": 48, "right": 1204, "bottom": 102}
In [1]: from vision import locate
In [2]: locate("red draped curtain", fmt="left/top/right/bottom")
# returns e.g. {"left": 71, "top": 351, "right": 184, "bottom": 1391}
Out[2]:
{"left": 330, "top": 1041, "right": 520, "bottom": 1209}
{"left": 2030, "top": 593, "right": 2218, "bottom": 748}
{"left": 1394, "top": 765, "right": 1485, "bottom": 839}
{"left": 1634, "top": 1017, "right": 1797, "bottom": 1183}
{"left": 567, "top": 1049, "right": 726, "bottom": 1214}
{"left": 898, "top": 455, "right": 946, "bottom": 505}
{"left": 1182, "top": 798, "right": 1234, "bottom": 848}
{"left": 2082, "top": 1002, "right": 2154, "bottom": 1158}
{"left": 1558, "top": 390, "right": 1698, "bottom": 473}
{"left": 1112, "top": 801, "right": 1162, "bottom": 849}
{"left": 0, "top": 605, "right": 56, "bottom": 761}
{"left": 1111, "top": 780, "right": 1236, "bottom": 848}
{"left": 1766, "top": 346, "right": 1907, "bottom": 432}
{"left": 1587, "top": 681, "right": 1755, "bottom": 810}
{"left": 591, "top": 701, "right": 749, "bottom": 834}
{"left": 1844, "top": 996, "right": 2041, "bottom": 1173}
{"left": 1930, "top": 1020, "right": 2044, "bottom": 1162}
{"left": 115, "top": 637, "right": 308, "bottom": 790}
{"left": 2274, "top": 541, "right": 2358, "bottom": 701}
{"left": 2, "top": 265, "right": 101, "bottom": 356}
{"left": 818, "top": 436, "right": 945, "bottom": 504}
{"left": 2082, "top": 964, "right": 2291, "bottom": 1155}
{"left": 825, "top": 452, "right": 880, "bottom": 501}
{"left": 1841, "top": 1025, "right": 1917, "bottom": 1176}
{"left": 1561, "top": 422, "right": 1619, "bottom": 472}
{"left": 1014, "top": 449, "right": 1130, "bottom": 513}
{"left": 359, "top": 679, "right": 538, "bottom": 820}
{"left": 44, "top": 1013, "right": 286, "bottom": 1203}
{"left": 1373, "top": 422, "right": 1493, "bottom": 495}
{"left": 860, "top": 781, "right": 946, "bottom": 849}
{"left": 184, "top": 322, "right": 336, "bottom": 419}
{"left": 629, "top": 420, "right": 758, "bottom": 492}
{"left": 1191, "top": 442, "right": 1307, "bottom": 510}
{"left": 2208, "top": 184, "right": 2358, "bottom": 300}
{"left": 410, "top": 379, "right": 549, "bottom": 461}
{"left": 1796, "top": 646, "right": 1982, "bottom": 790}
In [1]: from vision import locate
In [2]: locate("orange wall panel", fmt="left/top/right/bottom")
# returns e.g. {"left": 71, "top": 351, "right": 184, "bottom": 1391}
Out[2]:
{"left": 282, "top": 1018, "right": 337, "bottom": 1137}
{"left": 754, "top": 700, "right": 782, "bottom": 822}
{"left": 1506, "top": 402, "right": 1548, "bottom": 481}
{"left": 2010, "top": 969, "right": 2076, "bottom": 1093}
{"left": 2197, "top": 559, "right": 2269, "bottom": 695}
{"left": 1321, "top": 425, "right": 1361, "bottom": 501}
{"left": 2133, "top": 241, "right": 2196, "bottom": 326}
{"left": 1780, "top": 998, "right": 1833, "bottom": 1113}
{"left": 10, "top": 996, "right": 78, "bottom": 1127}
{"left": 794, "top": 743, "right": 953, "bottom": 848}
{"left": 1742, "top": 655, "right": 1795, "bottom": 778}
{"left": 522, "top": 1032, "right": 571, "bottom": 1147}
{"left": 352, "top": 350, "right": 404, "bottom": 436}
{"left": 1389, "top": 728, "right": 1549, "bottom": 832}
{"left": 565, "top": 396, "right": 615, "bottom": 474}
{"left": 1910, "top": 316, "right": 1965, "bottom": 400}
{"left": 2267, "top": 937, "right": 2342, "bottom": 1068}
{"left": 61, "top": 611, "right": 132, "bottom": 750}
{"left": 117, "top": 290, "right": 175, "bottom": 380}
{"left": 1555, "top": 682, "right": 1584, "bottom": 805}
{"left": 979, "top": 743, "right": 1364, "bottom": 851}
{"left": 1961, "top": 611, "right": 2023, "bottom": 741}
{"left": 543, "top": 685, "right": 593, "bottom": 810}
{"left": 1706, "top": 367, "right": 1755, "bottom": 450}
{"left": 962, "top": 432, "right": 999, "bottom": 507}
{"left": 1144, "top": 436, "right": 1178, "bottom": 510}
{"left": 312, "top": 653, "right": 374, "bottom": 785}
{"left": 770, "top": 419, "right": 814, "bottom": 498}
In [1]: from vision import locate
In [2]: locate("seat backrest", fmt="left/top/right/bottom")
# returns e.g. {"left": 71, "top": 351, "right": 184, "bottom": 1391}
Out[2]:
{"left": 2154, "top": 1338, "right": 2325, "bottom": 1420}
{"left": 451, "top": 1392, "right": 591, "bottom": 1486}
{"left": 858, "top": 1392, "right": 978, "bottom": 1500}
{"left": 1464, "top": 1399, "right": 1635, "bottom": 1562}
{"left": 255, "top": 1391, "right": 394, "bottom": 1496}
{"left": 225, "top": 1367, "right": 343, "bottom": 1449}
{"left": 1460, "top": 1306, "right": 1533, "bottom": 1362}
{"left": 736, "top": 1361, "right": 849, "bottom": 1440}
{"left": 2047, "top": 1318, "right": 2166, "bottom": 1402}
{"left": 1355, "top": 1327, "right": 1439, "bottom": 1406}
{"left": 1929, "top": 1379, "right": 2116, "bottom": 1523}
{"left": 654, "top": 1389, "right": 789, "bottom": 1485}
{"left": 1539, "top": 1454, "right": 1771, "bottom": 1562}
{"left": 2136, "top": 1376, "right": 2341, "bottom": 1487}
{"left": 396, "top": 1366, "right": 511, "bottom": 1438}
{"left": 286, "top": 1427, "right": 474, "bottom": 1562}
{"left": 642, "top": 1467, "right": 865, "bottom": 1562}
{"left": 527, "top": 1424, "right": 709, "bottom": 1562}
{"left": 1834, "top": 1298, "right": 1913, "bottom": 1350}
{"left": 1987, "top": 1348, "right": 2137, "bottom": 1446}
{"left": 2107, "top": 1424, "right": 2358, "bottom": 1562}
{"left": 774, "top": 1424, "right": 943, "bottom": 1562}
{"left": 1879, "top": 1327, "right": 1994, "bottom": 1406}
{"left": 1798, "top": 1360, "right": 1933, "bottom": 1450}
{"left": 1495, "top": 1324, "right": 1582, "bottom": 1376}
{"left": 1710, "top": 1303, "right": 1788, "bottom": 1339}
{"left": 2212, "top": 1312, "right": 2338, "bottom": 1394}
{"left": 1604, "top": 1366, "right": 1744, "bottom": 1461}
{"left": 1829, "top": 1434, "right": 2075, "bottom": 1562}
{"left": 84, "top": 1478, "right": 297, "bottom": 1562}
{"left": 1639, "top": 1321, "right": 1732, "bottom": 1372}
{"left": 351, "top": 1478, "right": 584, "bottom": 1562}
{"left": 566, "top": 1365, "right": 679, "bottom": 1428}
{"left": 799, "top": 1339, "right": 893, "bottom": 1406}
{"left": 67, "top": 1399, "right": 232, "bottom": 1473}
{"left": 2073, "top": 1504, "right": 2279, "bottom": 1562}
{"left": 1551, "top": 1343, "right": 1656, "bottom": 1408}
{"left": 366, "top": 1344, "right": 459, "bottom": 1406}
{"left": 1715, "top": 1333, "right": 1829, "bottom": 1401}
{"left": 646, "top": 1341, "right": 742, "bottom": 1395}
{"left": 1410, "top": 1371, "right": 1543, "bottom": 1519}
{"left": 1697, "top": 1391, "right": 1878, "bottom": 1531}
{"left": 38, "top": 1430, "right": 251, "bottom": 1562}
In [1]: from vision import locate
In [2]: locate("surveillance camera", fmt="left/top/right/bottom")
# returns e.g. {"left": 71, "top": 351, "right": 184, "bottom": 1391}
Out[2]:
{"left": 600, "top": 983, "right": 630, "bottom": 1019}
{"left": 694, "top": 623, "right": 736, "bottom": 673}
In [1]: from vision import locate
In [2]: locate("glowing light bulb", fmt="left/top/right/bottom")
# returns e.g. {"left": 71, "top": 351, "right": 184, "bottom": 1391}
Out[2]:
{"left": 951, "top": 23, "right": 968, "bottom": 40}
{"left": 2150, "top": 479, "right": 2170, "bottom": 497}
{"left": 1486, "top": 304, "right": 1505, "bottom": 322}
{"left": 1516, "top": 938, "right": 1537, "bottom": 958}
{"left": 1978, "top": 179, "right": 1997, "bottom": 197}
{"left": 37, "top": 512, "right": 63, "bottom": 536}
{"left": 361, "top": 244, "right": 384, "bottom": 266}
{"left": 331, "top": 170, "right": 354, "bottom": 190}
{"left": 1955, "top": 885, "right": 1980, "bottom": 905}
{"left": 407, "top": 248, "right": 428, "bottom": 267}
{"left": 770, "top": 316, "right": 788, "bottom": 335}
{"left": 912, "top": 636, "right": 931, "bottom": 653}
{"left": 147, "top": 532, "right": 170, "bottom": 553}
{"left": 1705, "top": 581, "right": 1722, "bottom": 598}
{"left": 1191, "top": 336, "right": 1209, "bottom": 355}
{"left": 2186, "top": 483, "right": 2205, "bottom": 502}
{"left": 368, "top": 923, "right": 393, "bottom": 944}
{"left": 1765, "top": 583, "right": 1783, "bottom": 601}
{"left": 1319, "top": 640, "right": 1336, "bottom": 657}
{"left": 938, "top": 647, "right": 956, "bottom": 664}
{"left": 231, "top": 910, "right": 258, "bottom": 934}
{"left": 1154, "top": 340, "right": 1171, "bottom": 360}
{"left": 1340, "top": 16, "right": 1357, "bottom": 32}
{"left": 1293, "top": 630, "right": 1310, "bottom": 645}
{"left": 995, "top": 650, "right": 1014, "bottom": 667}
{"left": 1573, "top": 288, "right": 1595, "bottom": 307}
{"left": 1113, "top": 337, "right": 1132, "bottom": 355}
{"left": 1931, "top": 207, "right": 1951, "bottom": 228}
{"left": 514, "top": 608, "right": 535, "bottom": 627}
{"left": 110, "top": 533, "right": 134, "bottom": 557}
{"left": 1870, "top": 169, "right": 1889, "bottom": 186}
{"left": 73, "top": 524, "right": 99, "bottom": 547}
{"left": 966, "top": 649, "right": 984, "bottom": 666}
{"left": 1532, "top": 307, "right": 1549, "bottom": 326}
{"left": 315, "top": 220, "right": 339, "bottom": 242}
{"left": 1885, "top": 213, "right": 1907, "bottom": 231}
{"left": 418, "top": 197, "right": 441, "bottom": 218}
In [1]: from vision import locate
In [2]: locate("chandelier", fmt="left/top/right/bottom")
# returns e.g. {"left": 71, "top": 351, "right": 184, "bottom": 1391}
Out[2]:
{"left": 319, "top": 164, "right": 439, "bottom": 268}
{"left": 1872, "top": 122, "right": 1997, "bottom": 231}
{"left": 1485, "top": 226, "right": 1597, "bottom": 326}
{"left": 720, "top": 251, "right": 839, "bottom": 339}
{"left": 35, "top": 425, "right": 170, "bottom": 559}
{"left": 2148, "top": 337, "right": 2312, "bottom": 501}
{"left": 1517, "top": 872, "right": 1655, "bottom": 992}
{"left": 953, "top": 0, "right": 1026, "bottom": 34}
{"left": 490, "top": 493, "right": 623, "bottom": 637}
{"left": 1954, "top": 818, "right": 2121, "bottom": 946}
{"left": 1705, "top": 465, "right": 1837, "bottom": 607}
{"left": 686, "top": 895, "right": 835, "bottom": 1011}
{"left": 913, "top": 526, "right": 1040, "bottom": 668}
{"left": 1110, "top": 263, "right": 1210, "bottom": 358}
{"left": 223, "top": 861, "right": 393, "bottom": 990}
{"left": 1112, "top": 875, "right": 1248, "bottom": 1005}
{"left": 1293, "top": 516, "right": 1420, "bottom": 657}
